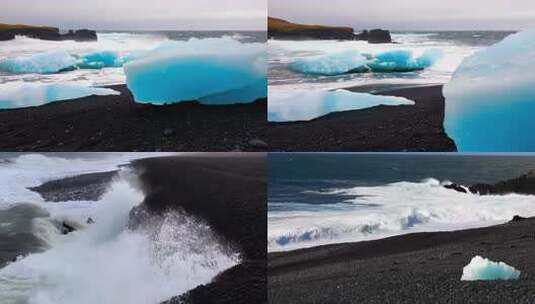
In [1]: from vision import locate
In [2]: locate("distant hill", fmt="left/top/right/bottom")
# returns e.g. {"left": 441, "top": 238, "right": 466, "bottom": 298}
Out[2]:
{"left": 0, "top": 23, "right": 96, "bottom": 42}
{"left": 268, "top": 17, "right": 355, "bottom": 40}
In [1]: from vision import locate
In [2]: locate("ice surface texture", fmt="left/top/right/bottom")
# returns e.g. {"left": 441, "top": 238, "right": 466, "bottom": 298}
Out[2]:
{"left": 268, "top": 89, "right": 414, "bottom": 122}
{"left": 0, "top": 50, "right": 128, "bottom": 74}
{"left": 124, "top": 37, "right": 267, "bottom": 105}
{"left": 461, "top": 256, "right": 520, "bottom": 281}
{"left": 289, "top": 50, "right": 368, "bottom": 76}
{"left": 0, "top": 83, "right": 120, "bottom": 109}
{"left": 443, "top": 30, "right": 535, "bottom": 151}
{"left": 289, "top": 49, "right": 442, "bottom": 76}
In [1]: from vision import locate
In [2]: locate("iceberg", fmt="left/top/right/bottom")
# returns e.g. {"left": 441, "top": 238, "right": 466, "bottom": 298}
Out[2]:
{"left": 123, "top": 37, "right": 266, "bottom": 105}
{"left": 0, "top": 50, "right": 131, "bottom": 74}
{"left": 289, "top": 49, "right": 442, "bottom": 76}
{"left": 461, "top": 256, "right": 520, "bottom": 281}
{"left": 268, "top": 89, "right": 414, "bottom": 122}
{"left": 0, "top": 51, "right": 78, "bottom": 74}
{"left": 289, "top": 50, "right": 369, "bottom": 75}
{"left": 77, "top": 51, "right": 125, "bottom": 69}
{"left": 0, "top": 82, "right": 120, "bottom": 109}
{"left": 443, "top": 30, "right": 535, "bottom": 151}
{"left": 367, "top": 49, "right": 442, "bottom": 72}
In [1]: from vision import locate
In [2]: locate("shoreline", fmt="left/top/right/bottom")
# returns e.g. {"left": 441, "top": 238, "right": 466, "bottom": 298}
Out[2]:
{"left": 269, "top": 216, "right": 535, "bottom": 304}
{"left": 268, "top": 83, "right": 456, "bottom": 152}
{"left": 131, "top": 154, "right": 267, "bottom": 304}
{"left": 0, "top": 85, "right": 267, "bottom": 152}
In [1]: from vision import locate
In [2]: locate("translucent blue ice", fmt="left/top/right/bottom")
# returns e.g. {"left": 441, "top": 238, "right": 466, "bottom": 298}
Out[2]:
{"left": 289, "top": 50, "right": 368, "bottom": 75}
{"left": 0, "top": 50, "right": 131, "bottom": 74}
{"left": 461, "top": 256, "right": 520, "bottom": 281}
{"left": 123, "top": 37, "right": 266, "bottom": 105}
{"left": 443, "top": 30, "right": 535, "bottom": 151}
{"left": 289, "top": 49, "right": 442, "bottom": 76}
{"left": 77, "top": 51, "right": 125, "bottom": 69}
{"left": 268, "top": 89, "right": 414, "bottom": 122}
{"left": 367, "top": 49, "right": 442, "bottom": 72}
{"left": 0, "top": 83, "right": 120, "bottom": 109}
{"left": 0, "top": 51, "right": 78, "bottom": 74}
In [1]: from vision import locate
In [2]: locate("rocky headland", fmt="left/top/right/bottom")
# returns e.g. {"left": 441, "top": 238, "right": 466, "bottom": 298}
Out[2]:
{"left": 0, "top": 23, "right": 97, "bottom": 41}
{"left": 268, "top": 17, "right": 391, "bottom": 43}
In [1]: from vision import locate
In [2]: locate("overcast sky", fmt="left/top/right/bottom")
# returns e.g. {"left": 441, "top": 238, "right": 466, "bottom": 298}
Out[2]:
{"left": 270, "top": 0, "right": 535, "bottom": 30}
{"left": 0, "top": 0, "right": 266, "bottom": 30}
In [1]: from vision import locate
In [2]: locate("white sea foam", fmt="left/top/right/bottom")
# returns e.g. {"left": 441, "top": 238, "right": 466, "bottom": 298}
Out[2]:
{"left": 0, "top": 156, "right": 238, "bottom": 304}
{"left": 268, "top": 34, "right": 479, "bottom": 93}
{"left": 268, "top": 178, "right": 535, "bottom": 252}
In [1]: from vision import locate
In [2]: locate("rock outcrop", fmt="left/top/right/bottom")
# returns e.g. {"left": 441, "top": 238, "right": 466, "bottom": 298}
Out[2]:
{"left": 354, "top": 29, "right": 392, "bottom": 44}
{"left": 268, "top": 17, "right": 356, "bottom": 40}
{"left": 469, "top": 170, "right": 535, "bottom": 195}
{"left": 0, "top": 23, "right": 97, "bottom": 41}
{"left": 268, "top": 17, "right": 391, "bottom": 43}
{"left": 444, "top": 170, "right": 535, "bottom": 196}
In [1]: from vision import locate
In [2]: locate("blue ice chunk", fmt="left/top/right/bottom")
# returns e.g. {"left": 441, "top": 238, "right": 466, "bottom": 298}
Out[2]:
{"left": 289, "top": 50, "right": 368, "bottom": 75}
{"left": 367, "top": 49, "right": 443, "bottom": 72}
{"left": 0, "top": 51, "right": 78, "bottom": 74}
{"left": 443, "top": 29, "right": 535, "bottom": 151}
{"left": 199, "top": 78, "right": 267, "bottom": 104}
{"left": 461, "top": 256, "right": 520, "bottom": 281}
{"left": 268, "top": 89, "right": 414, "bottom": 122}
{"left": 289, "top": 49, "right": 442, "bottom": 76}
{"left": 0, "top": 83, "right": 120, "bottom": 109}
{"left": 124, "top": 37, "right": 266, "bottom": 105}
{"left": 77, "top": 51, "right": 124, "bottom": 69}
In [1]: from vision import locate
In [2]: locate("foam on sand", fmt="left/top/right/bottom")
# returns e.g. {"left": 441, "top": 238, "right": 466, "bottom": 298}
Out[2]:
{"left": 124, "top": 37, "right": 266, "bottom": 105}
{"left": 268, "top": 89, "right": 414, "bottom": 122}
{"left": 461, "top": 256, "right": 521, "bottom": 281}
{"left": 443, "top": 29, "right": 535, "bottom": 151}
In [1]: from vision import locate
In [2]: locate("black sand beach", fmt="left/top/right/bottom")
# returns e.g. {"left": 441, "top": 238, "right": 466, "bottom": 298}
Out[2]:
{"left": 269, "top": 217, "right": 535, "bottom": 304}
{"left": 268, "top": 84, "right": 456, "bottom": 152}
{"left": 131, "top": 154, "right": 267, "bottom": 304}
{"left": 0, "top": 85, "right": 267, "bottom": 152}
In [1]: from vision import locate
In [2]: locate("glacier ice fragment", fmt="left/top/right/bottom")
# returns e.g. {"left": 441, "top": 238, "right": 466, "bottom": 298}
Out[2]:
{"left": 443, "top": 30, "right": 535, "bottom": 151}
{"left": 0, "top": 83, "right": 120, "bottom": 109}
{"left": 461, "top": 256, "right": 520, "bottom": 281}
{"left": 268, "top": 89, "right": 414, "bottom": 122}
{"left": 123, "top": 37, "right": 266, "bottom": 105}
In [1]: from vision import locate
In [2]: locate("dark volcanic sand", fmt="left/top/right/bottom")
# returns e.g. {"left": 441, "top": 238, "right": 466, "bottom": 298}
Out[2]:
{"left": 131, "top": 154, "right": 267, "bottom": 304}
{"left": 268, "top": 84, "right": 457, "bottom": 152}
{"left": 28, "top": 170, "right": 118, "bottom": 202}
{"left": 269, "top": 217, "right": 535, "bottom": 304}
{"left": 0, "top": 85, "right": 267, "bottom": 152}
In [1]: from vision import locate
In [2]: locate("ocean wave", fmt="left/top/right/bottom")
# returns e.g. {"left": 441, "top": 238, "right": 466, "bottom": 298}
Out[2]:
{"left": 0, "top": 167, "right": 238, "bottom": 304}
{"left": 268, "top": 178, "right": 535, "bottom": 251}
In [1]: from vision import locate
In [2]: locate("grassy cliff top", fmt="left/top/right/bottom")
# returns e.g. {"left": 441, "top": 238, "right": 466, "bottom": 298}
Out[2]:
{"left": 0, "top": 23, "right": 58, "bottom": 31}
{"left": 268, "top": 17, "right": 353, "bottom": 33}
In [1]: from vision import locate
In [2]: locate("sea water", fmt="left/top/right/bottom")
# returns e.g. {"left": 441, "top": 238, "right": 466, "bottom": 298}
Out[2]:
{"left": 0, "top": 153, "right": 239, "bottom": 304}
{"left": 268, "top": 153, "right": 535, "bottom": 252}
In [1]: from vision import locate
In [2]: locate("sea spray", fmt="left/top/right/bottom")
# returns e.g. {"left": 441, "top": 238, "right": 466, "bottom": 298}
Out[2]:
{"left": 0, "top": 168, "right": 238, "bottom": 304}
